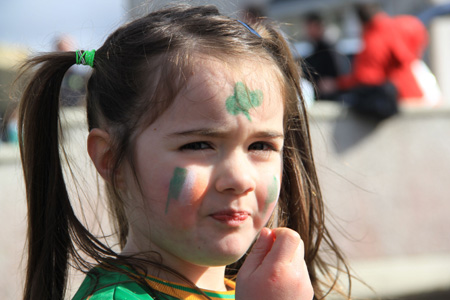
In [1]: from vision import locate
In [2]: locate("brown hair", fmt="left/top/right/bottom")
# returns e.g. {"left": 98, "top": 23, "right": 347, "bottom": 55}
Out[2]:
{"left": 17, "top": 4, "right": 350, "bottom": 300}
{"left": 355, "top": 3, "right": 381, "bottom": 24}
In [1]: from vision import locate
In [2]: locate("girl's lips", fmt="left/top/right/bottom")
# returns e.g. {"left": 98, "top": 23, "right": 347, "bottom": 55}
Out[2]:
{"left": 210, "top": 211, "right": 250, "bottom": 226}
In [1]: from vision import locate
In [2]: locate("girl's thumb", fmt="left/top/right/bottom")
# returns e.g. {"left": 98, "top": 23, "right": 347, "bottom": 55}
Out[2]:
{"left": 238, "top": 228, "right": 274, "bottom": 278}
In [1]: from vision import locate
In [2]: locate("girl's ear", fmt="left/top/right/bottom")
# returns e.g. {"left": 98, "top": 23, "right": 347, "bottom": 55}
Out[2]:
{"left": 87, "top": 128, "right": 114, "bottom": 183}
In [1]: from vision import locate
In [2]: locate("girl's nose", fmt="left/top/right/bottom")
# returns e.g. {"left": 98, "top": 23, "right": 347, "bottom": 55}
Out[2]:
{"left": 214, "top": 154, "right": 256, "bottom": 195}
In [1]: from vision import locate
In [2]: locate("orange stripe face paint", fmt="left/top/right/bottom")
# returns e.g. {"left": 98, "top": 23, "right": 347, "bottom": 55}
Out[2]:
{"left": 184, "top": 173, "right": 208, "bottom": 204}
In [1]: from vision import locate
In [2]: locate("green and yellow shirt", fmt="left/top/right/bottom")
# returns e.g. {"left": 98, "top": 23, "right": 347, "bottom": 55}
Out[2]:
{"left": 72, "top": 266, "right": 235, "bottom": 300}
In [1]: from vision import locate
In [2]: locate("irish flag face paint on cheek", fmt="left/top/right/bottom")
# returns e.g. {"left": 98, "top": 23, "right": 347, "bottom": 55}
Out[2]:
{"left": 165, "top": 168, "right": 208, "bottom": 214}
{"left": 264, "top": 176, "right": 279, "bottom": 214}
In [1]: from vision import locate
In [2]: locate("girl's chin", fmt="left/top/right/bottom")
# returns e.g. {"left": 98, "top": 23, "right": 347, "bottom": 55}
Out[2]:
{"left": 205, "top": 248, "right": 250, "bottom": 266}
{"left": 190, "top": 245, "right": 250, "bottom": 267}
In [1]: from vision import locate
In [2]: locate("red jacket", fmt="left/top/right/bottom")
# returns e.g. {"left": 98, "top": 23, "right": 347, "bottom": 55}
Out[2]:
{"left": 339, "top": 13, "right": 428, "bottom": 102}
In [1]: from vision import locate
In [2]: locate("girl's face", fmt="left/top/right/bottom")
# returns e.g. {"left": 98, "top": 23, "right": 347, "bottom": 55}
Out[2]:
{"left": 122, "top": 56, "right": 284, "bottom": 272}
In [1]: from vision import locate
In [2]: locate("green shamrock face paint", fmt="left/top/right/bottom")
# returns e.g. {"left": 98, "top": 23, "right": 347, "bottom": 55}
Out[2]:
{"left": 166, "top": 167, "right": 187, "bottom": 214}
{"left": 226, "top": 82, "right": 263, "bottom": 121}
{"left": 264, "top": 176, "right": 279, "bottom": 213}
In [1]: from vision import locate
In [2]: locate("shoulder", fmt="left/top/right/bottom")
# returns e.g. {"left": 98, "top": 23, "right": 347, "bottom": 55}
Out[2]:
{"left": 72, "top": 267, "right": 154, "bottom": 300}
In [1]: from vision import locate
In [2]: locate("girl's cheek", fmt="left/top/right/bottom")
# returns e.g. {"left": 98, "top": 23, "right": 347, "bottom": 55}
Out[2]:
{"left": 165, "top": 167, "right": 188, "bottom": 214}
{"left": 165, "top": 167, "right": 209, "bottom": 213}
{"left": 262, "top": 175, "right": 280, "bottom": 216}
{"left": 179, "top": 170, "right": 208, "bottom": 206}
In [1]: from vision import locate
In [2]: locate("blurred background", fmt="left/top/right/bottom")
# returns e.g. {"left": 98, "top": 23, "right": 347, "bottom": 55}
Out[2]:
{"left": 1, "top": 0, "right": 450, "bottom": 299}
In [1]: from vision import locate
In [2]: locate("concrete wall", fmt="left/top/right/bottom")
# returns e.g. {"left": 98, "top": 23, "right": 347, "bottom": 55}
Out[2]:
{"left": 1, "top": 102, "right": 450, "bottom": 299}
{"left": 430, "top": 17, "right": 450, "bottom": 105}
{"left": 308, "top": 102, "right": 450, "bottom": 298}
{"left": 310, "top": 102, "right": 450, "bottom": 259}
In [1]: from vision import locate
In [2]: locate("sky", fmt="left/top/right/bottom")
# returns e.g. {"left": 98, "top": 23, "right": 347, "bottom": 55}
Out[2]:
{"left": 0, "top": 0, "right": 127, "bottom": 52}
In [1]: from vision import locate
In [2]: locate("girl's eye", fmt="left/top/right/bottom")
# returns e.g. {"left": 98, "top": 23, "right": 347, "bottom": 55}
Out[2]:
{"left": 248, "top": 142, "right": 276, "bottom": 151}
{"left": 180, "top": 142, "right": 212, "bottom": 151}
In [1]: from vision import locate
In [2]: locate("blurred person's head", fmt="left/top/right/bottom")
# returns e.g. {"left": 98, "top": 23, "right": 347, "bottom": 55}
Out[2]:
{"left": 54, "top": 34, "right": 75, "bottom": 52}
{"left": 305, "top": 13, "right": 324, "bottom": 41}
{"left": 355, "top": 3, "right": 381, "bottom": 24}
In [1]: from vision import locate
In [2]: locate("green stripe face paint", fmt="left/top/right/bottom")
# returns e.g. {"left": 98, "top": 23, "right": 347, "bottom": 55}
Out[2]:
{"left": 166, "top": 167, "right": 188, "bottom": 214}
{"left": 226, "top": 82, "right": 263, "bottom": 121}
{"left": 264, "top": 176, "right": 279, "bottom": 213}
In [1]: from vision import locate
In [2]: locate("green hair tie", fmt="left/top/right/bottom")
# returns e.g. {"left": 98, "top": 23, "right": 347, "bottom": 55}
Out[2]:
{"left": 76, "top": 49, "right": 95, "bottom": 67}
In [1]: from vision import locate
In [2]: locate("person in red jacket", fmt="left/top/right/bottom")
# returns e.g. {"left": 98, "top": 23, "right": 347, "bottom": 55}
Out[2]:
{"left": 338, "top": 3, "right": 429, "bottom": 118}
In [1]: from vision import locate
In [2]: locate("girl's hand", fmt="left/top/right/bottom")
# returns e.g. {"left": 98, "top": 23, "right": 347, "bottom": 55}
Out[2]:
{"left": 236, "top": 227, "right": 314, "bottom": 300}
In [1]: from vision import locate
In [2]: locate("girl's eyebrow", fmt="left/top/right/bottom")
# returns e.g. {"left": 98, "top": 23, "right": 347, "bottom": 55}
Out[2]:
{"left": 167, "top": 128, "right": 284, "bottom": 139}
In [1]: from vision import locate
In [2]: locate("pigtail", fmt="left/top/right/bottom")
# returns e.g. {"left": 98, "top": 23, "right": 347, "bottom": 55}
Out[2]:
{"left": 18, "top": 52, "right": 80, "bottom": 300}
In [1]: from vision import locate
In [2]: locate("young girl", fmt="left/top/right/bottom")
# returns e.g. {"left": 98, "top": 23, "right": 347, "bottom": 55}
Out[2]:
{"left": 17, "top": 5, "right": 350, "bottom": 300}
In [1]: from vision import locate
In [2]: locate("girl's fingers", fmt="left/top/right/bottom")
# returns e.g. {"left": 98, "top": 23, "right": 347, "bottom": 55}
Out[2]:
{"left": 238, "top": 228, "right": 274, "bottom": 277}
{"left": 263, "top": 228, "right": 303, "bottom": 266}
{"left": 292, "top": 234, "right": 306, "bottom": 268}
{"left": 236, "top": 228, "right": 313, "bottom": 300}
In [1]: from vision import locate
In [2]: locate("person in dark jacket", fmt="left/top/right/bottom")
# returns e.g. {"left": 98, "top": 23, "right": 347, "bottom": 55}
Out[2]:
{"left": 303, "top": 13, "right": 342, "bottom": 100}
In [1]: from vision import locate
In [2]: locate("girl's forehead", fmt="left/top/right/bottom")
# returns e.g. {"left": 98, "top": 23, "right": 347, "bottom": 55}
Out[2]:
{"left": 157, "top": 57, "right": 284, "bottom": 128}
{"left": 180, "top": 56, "right": 283, "bottom": 104}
